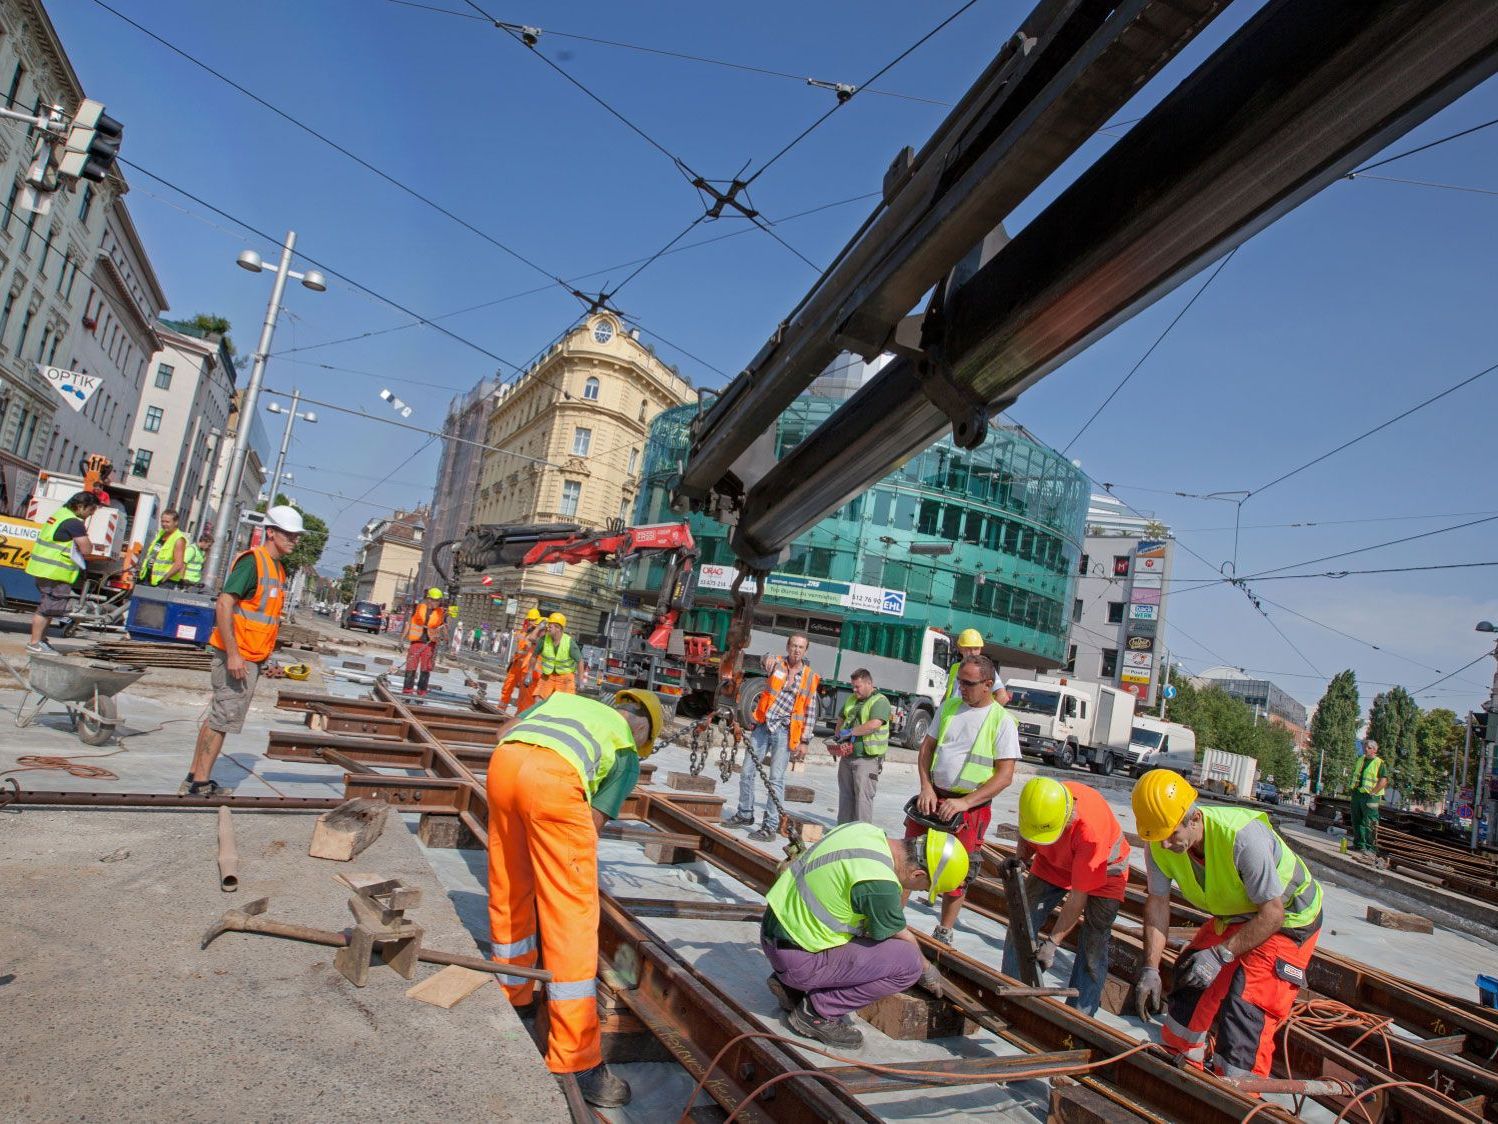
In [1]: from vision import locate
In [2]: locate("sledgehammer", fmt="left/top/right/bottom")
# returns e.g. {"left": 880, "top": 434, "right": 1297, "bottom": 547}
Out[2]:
{"left": 201, "top": 897, "right": 552, "bottom": 982}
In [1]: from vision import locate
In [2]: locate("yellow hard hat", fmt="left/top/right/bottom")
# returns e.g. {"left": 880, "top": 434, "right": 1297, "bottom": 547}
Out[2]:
{"left": 925, "top": 830, "right": 970, "bottom": 904}
{"left": 426, "top": 587, "right": 443, "bottom": 599}
{"left": 613, "top": 688, "right": 665, "bottom": 758}
{"left": 547, "top": 612, "right": 567, "bottom": 627}
{"left": 956, "top": 628, "right": 984, "bottom": 649}
{"left": 283, "top": 663, "right": 311, "bottom": 681}
{"left": 1018, "top": 777, "right": 1074, "bottom": 845}
{"left": 525, "top": 608, "right": 543, "bottom": 622}
{"left": 1132, "top": 769, "right": 1198, "bottom": 842}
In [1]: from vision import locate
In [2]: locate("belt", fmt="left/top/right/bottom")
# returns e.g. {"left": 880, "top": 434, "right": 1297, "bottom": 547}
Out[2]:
{"left": 772, "top": 937, "right": 805, "bottom": 952}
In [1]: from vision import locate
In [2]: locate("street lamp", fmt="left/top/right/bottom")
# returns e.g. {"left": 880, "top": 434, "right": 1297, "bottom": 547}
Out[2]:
{"left": 203, "top": 232, "right": 325, "bottom": 588}
{"left": 267, "top": 389, "right": 317, "bottom": 508}
{"left": 1474, "top": 621, "right": 1498, "bottom": 847}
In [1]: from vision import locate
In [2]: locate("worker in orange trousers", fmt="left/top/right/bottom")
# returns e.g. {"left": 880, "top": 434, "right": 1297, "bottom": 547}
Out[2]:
{"left": 499, "top": 607, "right": 544, "bottom": 711}
{"left": 534, "top": 611, "right": 579, "bottom": 699}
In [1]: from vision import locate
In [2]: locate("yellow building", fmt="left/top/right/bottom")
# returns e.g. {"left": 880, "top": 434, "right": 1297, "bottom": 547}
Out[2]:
{"left": 354, "top": 507, "right": 427, "bottom": 610}
{"left": 466, "top": 314, "right": 693, "bottom": 635}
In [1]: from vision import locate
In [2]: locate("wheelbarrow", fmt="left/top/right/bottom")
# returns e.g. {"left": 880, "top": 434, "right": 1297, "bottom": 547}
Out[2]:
{"left": 0, "top": 651, "right": 145, "bottom": 746}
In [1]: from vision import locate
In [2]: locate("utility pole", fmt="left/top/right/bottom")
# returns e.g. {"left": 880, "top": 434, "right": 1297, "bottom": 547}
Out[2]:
{"left": 267, "top": 388, "right": 316, "bottom": 506}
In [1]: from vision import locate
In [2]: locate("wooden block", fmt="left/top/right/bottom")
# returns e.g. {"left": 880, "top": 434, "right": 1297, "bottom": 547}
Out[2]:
{"left": 308, "top": 797, "right": 389, "bottom": 861}
{"left": 417, "top": 813, "right": 481, "bottom": 850}
{"left": 778, "top": 814, "right": 825, "bottom": 845}
{"left": 1365, "top": 905, "right": 1433, "bottom": 934}
{"left": 406, "top": 965, "right": 492, "bottom": 1009}
{"left": 666, "top": 771, "right": 717, "bottom": 793}
{"left": 1050, "top": 1082, "right": 1139, "bottom": 1124}
{"left": 783, "top": 784, "right": 815, "bottom": 804}
{"left": 1097, "top": 975, "right": 1133, "bottom": 1017}
{"left": 638, "top": 762, "right": 657, "bottom": 785}
{"left": 644, "top": 840, "right": 696, "bottom": 865}
{"left": 341, "top": 660, "right": 367, "bottom": 670}
{"left": 858, "top": 989, "right": 974, "bottom": 1040}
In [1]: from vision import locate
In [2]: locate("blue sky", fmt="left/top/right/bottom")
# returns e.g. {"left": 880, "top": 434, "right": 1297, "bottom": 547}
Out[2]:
{"left": 48, "top": 0, "right": 1498, "bottom": 715}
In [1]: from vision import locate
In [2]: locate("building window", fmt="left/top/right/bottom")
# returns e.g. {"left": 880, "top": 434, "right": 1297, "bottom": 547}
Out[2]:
{"left": 1100, "top": 648, "right": 1118, "bottom": 678}
{"left": 626, "top": 447, "right": 639, "bottom": 475}
{"left": 1072, "top": 598, "right": 1083, "bottom": 622}
{"left": 571, "top": 427, "right": 591, "bottom": 456}
{"left": 131, "top": 448, "right": 153, "bottom": 476}
{"left": 1078, "top": 553, "right": 1090, "bottom": 576}
{"left": 1065, "top": 644, "right": 1077, "bottom": 673}
{"left": 19, "top": 206, "right": 36, "bottom": 255}
{"left": 1112, "top": 555, "right": 1130, "bottom": 577}
{"left": 143, "top": 405, "right": 163, "bottom": 432}
{"left": 583, "top": 376, "right": 599, "bottom": 401}
{"left": 16, "top": 304, "right": 33, "bottom": 353}
{"left": 637, "top": 398, "right": 647, "bottom": 422}
{"left": 5, "top": 62, "right": 24, "bottom": 115}
{"left": 2, "top": 181, "right": 16, "bottom": 232}
{"left": 559, "top": 479, "right": 581, "bottom": 517}
{"left": 1107, "top": 601, "right": 1125, "bottom": 624}
{"left": 78, "top": 184, "right": 95, "bottom": 226}
{"left": 154, "top": 363, "right": 173, "bottom": 389}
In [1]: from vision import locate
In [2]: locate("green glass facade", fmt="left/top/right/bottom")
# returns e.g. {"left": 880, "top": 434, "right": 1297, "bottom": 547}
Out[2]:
{"left": 631, "top": 398, "right": 1090, "bottom": 669}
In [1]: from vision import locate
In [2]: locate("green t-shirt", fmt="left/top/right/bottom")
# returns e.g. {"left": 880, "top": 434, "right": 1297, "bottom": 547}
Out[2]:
{"left": 841, "top": 693, "right": 892, "bottom": 753}
{"left": 221, "top": 554, "right": 259, "bottom": 599}
{"left": 762, "top": 879, "right": 906, "bottom": 946}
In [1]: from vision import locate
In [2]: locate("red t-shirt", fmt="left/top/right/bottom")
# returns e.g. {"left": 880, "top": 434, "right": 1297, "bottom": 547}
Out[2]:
{"left": 1028, "top": 781, "right": 1130, "bottom": 900}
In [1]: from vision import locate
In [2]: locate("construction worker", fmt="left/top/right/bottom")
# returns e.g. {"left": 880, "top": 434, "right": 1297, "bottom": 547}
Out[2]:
{"left": 763, "top": 824, "right": 968, "bottom": 1049}
{"left": 181, "top": 505, "right": 302, "bottom": 796}
{"left": 1132, "top": 769, "right": 1324, "bottom": 1079}
{"left": 908, "top": 653, "right": 1019, "bottom": 944}
{"left": 724, "top": 633, "right": 820, "bottom": 843}
{"left": 829, "top": 668, "right": 889, "bottom": 824}
{"left": 944, "top": 629, "right": 1009, "bottom": 704}
{"left": 24, "top": 491, "right": 99, "bottom": 654}
{"left": 141, "top": 508, "right": 188, "bottom": 587}
{"left": 1004, "top": 778, "right": 1130, "bottom": 1016}
{"left": 535, "top": 612, "right": 578, "bottom": 698}
{"left": 183, "top": 532, "right": 213, "bottom": 587}
{"left": 486, "top": 688, "right": 664, "bottom": 1107}
{"left": 402, "top": 588, "right": 449, "bottom": 696}
{"left": 500, "top": 608, "right": 544, "bottom": 711}
{"left": 1348, "top": 739, "right": 1387, "bottom": 853}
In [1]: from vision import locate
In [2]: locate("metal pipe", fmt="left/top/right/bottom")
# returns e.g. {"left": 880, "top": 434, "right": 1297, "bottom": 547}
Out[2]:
{"left": 11, "top": 790, "right": 343, "bottom": 811}
{"left": 217, "top": 806, "right": 239, "bottom": 892}
{"left": 1217, "top": 1075, "right": 1360, "bottom": 1098}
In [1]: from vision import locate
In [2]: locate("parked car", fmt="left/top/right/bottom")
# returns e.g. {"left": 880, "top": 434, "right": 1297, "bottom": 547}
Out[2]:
{"left": 343, "top": 600, "right": 384, "bottom": 634}
{"left": 1254, "top": 779, "right": 1281, "bottom": 806}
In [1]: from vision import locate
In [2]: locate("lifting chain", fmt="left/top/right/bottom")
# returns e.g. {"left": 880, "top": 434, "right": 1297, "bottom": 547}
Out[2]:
{"left": 715, "top": 717, "right": 739, "bottom": 784}
{"left": 687, "top": 720, "right": 708, "bottom": 777}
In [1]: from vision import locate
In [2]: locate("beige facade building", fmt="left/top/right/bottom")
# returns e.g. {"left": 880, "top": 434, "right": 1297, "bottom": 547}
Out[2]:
{"left": 464, "top": 313, "right": 693, "bottom": 635}
{"left": 354, "top": 506, "right": 427, "bottom": 609}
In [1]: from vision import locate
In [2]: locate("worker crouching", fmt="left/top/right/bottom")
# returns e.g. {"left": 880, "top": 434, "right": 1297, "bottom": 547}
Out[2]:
{"left": 485, "top": 688, "right": 663, "bottom": 1108}
{"left": 762, "top": 824, "right": 968, "bottom": 1050}
{"left": 1133, "top": 769, "right": 1323, "bottom": 1079}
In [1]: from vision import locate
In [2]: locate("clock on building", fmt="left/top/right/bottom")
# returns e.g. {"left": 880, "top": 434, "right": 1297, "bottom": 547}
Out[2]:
{"left": 593, "top": 320, "right": 615, "bottom": 344}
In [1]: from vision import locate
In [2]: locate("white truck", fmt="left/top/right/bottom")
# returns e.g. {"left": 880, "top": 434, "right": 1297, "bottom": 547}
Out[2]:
{"left": 1196, "top": 747, "right": 1258, "bottom": 798}
{"left": 1006, "top": 675, "right": 1137, "bottom": 774}
{"left": 1125, "top": 717, "right": 1198, "bottom": 777}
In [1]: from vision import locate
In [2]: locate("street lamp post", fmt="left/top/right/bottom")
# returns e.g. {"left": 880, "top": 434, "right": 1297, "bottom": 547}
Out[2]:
{"left": 202, "top": 231, "right": 325, "bottom": 588}
{"left": 267, "top": 389, "right": 317, "bottom": 508}
{"left": 1475, "top": 621, "right": 1498, "bottom": 848}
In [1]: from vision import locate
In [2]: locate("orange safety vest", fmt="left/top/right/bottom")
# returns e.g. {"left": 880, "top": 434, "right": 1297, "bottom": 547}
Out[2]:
{"left": 407, "top": 602, "right": 447, "bottom": 643}
{"left": 752, "top": 658, "right": 820, "bottom": 746}
{"left": 208, "top": 546, "right": 286, "bottom": 663}
{"left": 511, "top": 625, "right": 535, "bottom": 661}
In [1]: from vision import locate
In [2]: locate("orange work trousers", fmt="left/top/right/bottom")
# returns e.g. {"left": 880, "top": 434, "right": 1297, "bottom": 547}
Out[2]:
{"left": 499, "top": 656, "right": 536, "bottom": 711}
{"left": 535, "top": 672, "right": 576, "bottom": 700}
{"left": 486, "top": 741, "right": 600, "bottom": 1075}
{"left": 1160, "top": 918, "right": 1320, "bottom": 1078}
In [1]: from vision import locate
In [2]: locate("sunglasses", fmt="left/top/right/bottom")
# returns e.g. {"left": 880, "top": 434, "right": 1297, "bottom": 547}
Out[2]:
{"left": 957, "top": 678, "right": 988, "bottom": 688}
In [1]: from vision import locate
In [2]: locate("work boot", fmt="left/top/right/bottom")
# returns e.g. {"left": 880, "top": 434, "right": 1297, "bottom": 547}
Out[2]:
{"left": 748, "top": 822, "right": 777, "bottom": 843}
{"left": 932, "top": 926, "right": 955, "bottom": 946}
{"left": 401, "top": 673, "right": 416, "bottom": 694}
{"left": 787, "top": 998, "right": 863, "bottom": 1050}
{"left": 766, "top": 973, "right": 804, "bottom": 1013}
{"left": 575, "top": 1063, "right": 631, "bottom": 1108}
{"left": 721, "top": 809, "right": 755, "bottom": 828}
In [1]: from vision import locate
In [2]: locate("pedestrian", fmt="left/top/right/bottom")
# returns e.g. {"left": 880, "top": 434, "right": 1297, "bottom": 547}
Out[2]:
{"left": 183, "top": 532, "right": 213, "bottom": 587}
{"left": 450, "top": 621, "right": 463, "bottom": 656}
{"left": 402, "top": 587, "right": 449, "bottom": 696}
{"left": 23, "top": 490, "right": 99, "bottom": 654}
{"left": 471, "top": 624, "right": 482, "bottom": 651}
{"left": 535, "top": 612, "right": 579, "bottom": 699}
{"left": 180, "top": 505, "right": 302, "bottom": 796}
{"left": 1348, "top": 739, "right": 1387, "bottom": 853}
{"left": 723, "top": 634, "right": 820, "bottom": 843}
{"left": 500, "top": 608, "right": 544, "bottom": 711}
{"left": 762, "top": 824, "right": 966, "bottom": 1049}
{"left": 908, "top": 653, "right": 1019, "bottom": 943}
{"left": 944, "top": 629, "right": 1008, "bottom": 704}
{"left": 829, "top": 668, "right": 890, "bottom": 824}
{"left": 486, "top": 688, "right": 664, "bottom": 1107}
{"left": 141, "top": 508, "right": 188, "bottom": 587}
{"left": 1132, "top": 769, "right": 1324, "bottom": 1079}
{"left": 1003, "top": 777, "right": 1129, "bottom": 1016}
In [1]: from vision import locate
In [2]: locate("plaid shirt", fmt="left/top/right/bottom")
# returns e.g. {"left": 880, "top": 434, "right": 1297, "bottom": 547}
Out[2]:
{"left": 763, "top": 658, "right": 807, "bottom": 731}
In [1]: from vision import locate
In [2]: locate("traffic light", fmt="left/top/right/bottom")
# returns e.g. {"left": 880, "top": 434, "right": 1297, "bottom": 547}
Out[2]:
{"left": 58, "top": 99, "right": 122, "bottom": 184}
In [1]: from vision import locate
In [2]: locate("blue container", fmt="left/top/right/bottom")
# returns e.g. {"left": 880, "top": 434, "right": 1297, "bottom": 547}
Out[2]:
{"left": 126, "top": 585, "right": 218, "bottom": 645}
{"left": 1479, "top": 974, "right": 1498, "bottom": 1010}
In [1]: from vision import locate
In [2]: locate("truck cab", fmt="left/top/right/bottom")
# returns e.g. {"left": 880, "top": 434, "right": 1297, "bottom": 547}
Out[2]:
{"left": 1126, "top": 717, "right": 1198, "bottom": 777}
{"left": 1006, "top": 675, "right": 1136, "bottom": 773}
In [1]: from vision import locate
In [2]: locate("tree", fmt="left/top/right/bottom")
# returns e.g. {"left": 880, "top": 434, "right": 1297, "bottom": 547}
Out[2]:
{"left": 1161, "top": 669, "right": 1303, "bottom": 788}
{"left": 1309, "top": 670, "right": 1360, "bottom": 795}
{"left": 187, "top": 313, "right": 236, "bottom": 356}
{"left": 256, "top": 494, "right": 327, "bottom": 575}
{"left": 1413, "top": 708, "right": 1464, "bottom": 806}
{"left": 1367, "top": 686, "right": 1421, "bottom": 801}
{"left": 336, "top": 564, "right": 359, "bottom": 603}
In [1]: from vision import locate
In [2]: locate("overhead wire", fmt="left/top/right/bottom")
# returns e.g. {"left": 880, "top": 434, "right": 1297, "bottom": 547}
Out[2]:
{"left": 1350, "top": 113, "right": 1498, "bottom": 176}
{"left": 1345, "top": 172, "right": 1498, "bottom": 199}
{"left": 1409, "top": 652, "right": 1493, "bottom": 698}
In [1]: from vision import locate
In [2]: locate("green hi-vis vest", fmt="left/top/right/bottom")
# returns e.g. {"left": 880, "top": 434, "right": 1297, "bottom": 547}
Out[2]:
{"left": 25, "top": 507, "right": 84, "bottom": 584}
{"left": 501, "top": 693, "right": 634, "bottom": 796}
{"left": 765, "top": 822, "right": 901, "bottom": 952}
{"left": 540, "top": 633, "right": 577, "bottom": 675}
{"left": 183, "top": 542, "right": 205, "bottom": 584}
{"left": 943, "top": 661, "right": 963, "bottom": 704}
{"left": 1150, "top": 805, "right": 1322, "bottom": 932}
{"left": 839, "top": 692, "right": 889, "bottom": 757}
{"left": 144, "top": 528, "right": 186, "bottom": 584}
{"left": 1354, "top": 755, "right": 1384, "bottom": 800}
{"left": 931, "top": 697, "right": 1010, "bottom": 795}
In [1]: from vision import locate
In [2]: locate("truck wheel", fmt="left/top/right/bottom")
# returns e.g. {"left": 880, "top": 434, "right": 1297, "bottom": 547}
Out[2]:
{"left": 737, "top": 680, "right": 768, "bottom": 728}
{"left": 1090, "top": 753, "right": 1115, "bottom": 777}
{"left": 903, "top": 707, "right": 932, "bottom": 750}
{"left": 1055, "top": 742, "right": 1076, "bottom": 769}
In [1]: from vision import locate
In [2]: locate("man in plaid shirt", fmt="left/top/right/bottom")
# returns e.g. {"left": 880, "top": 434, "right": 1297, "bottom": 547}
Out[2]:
{"left": 725, "top": 634, "right": 820, "bottom": 841}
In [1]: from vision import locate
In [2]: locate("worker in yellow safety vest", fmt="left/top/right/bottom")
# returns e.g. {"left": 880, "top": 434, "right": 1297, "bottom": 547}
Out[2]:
{"left": 1347, "top": 739, "right": 1387, "bottom": 853}
{"left": 23, "top": 491, "right": 100, "bottom": 654}
{"left": 142, "top": 508, "right": 189, "bottom": 587}
{"left": 183, "top": 532, "right": 212, "bottom": 586}
{"left": 402, "top": 588, "right": 449, "bottom": 696}
{"left": 535, "top": 612, "right": 578, "bottom": 699}
{"left": 944, "top": 628, "right": 1008, "bottom": 704}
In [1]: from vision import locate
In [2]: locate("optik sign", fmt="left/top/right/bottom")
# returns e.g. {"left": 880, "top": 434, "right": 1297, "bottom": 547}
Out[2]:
{"left": 38, "top": 365, "right": 102, "bottom": 412}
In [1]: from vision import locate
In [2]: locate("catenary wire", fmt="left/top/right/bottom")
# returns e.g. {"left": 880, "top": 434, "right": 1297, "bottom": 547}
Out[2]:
{"left": 1173, "top": 508, "right": 1498, "bottom": 533}
{"left": 1350, "top": 113, "right": 1498, "bottom": 176}
{"left": 1237, "top": 513, "right": 1498, "bottom": 581}
{"left": 1167, "top": 560, "right": 1498, "bottom": 585}
{"left": 1409, "top": 653, "right": 1493, "bottom": 698}
{"left": 1346, "top": 172, "right": 1498, "bottom": 199}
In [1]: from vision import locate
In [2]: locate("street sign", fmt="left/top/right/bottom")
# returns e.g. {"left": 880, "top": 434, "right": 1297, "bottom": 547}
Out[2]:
{"left": 38, "top": 364, "right": 101, "bottom": 411}
{"left": 1163, "top": 685, "right": 1177, "bottom": 700}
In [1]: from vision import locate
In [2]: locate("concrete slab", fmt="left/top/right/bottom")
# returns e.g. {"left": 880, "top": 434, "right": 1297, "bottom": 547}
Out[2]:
{"left": 0, "top": 807, "right": 565, "bottom": 1123}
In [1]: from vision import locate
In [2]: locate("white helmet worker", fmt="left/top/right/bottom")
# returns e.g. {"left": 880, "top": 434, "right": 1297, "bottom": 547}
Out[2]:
{"left": 264, "top": 505, "right": 305, "bottom": 534}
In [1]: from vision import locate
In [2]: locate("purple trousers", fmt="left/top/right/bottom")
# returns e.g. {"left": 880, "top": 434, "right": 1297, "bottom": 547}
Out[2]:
{"left": 762, "top": 935, "right": 924, "bottom": 1018}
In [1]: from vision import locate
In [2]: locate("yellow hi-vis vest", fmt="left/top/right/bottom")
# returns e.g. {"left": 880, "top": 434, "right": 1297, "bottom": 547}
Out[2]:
{"left": 930, "top": 697, "right": 1010, "bottom": 794}
{"left": 765, "top": 822, "right": 901, "bottom": 952}
{"left": 144, "top": 528, "right": 186, "bottom": 584}
{"left": 499, "top": 693, "right": 634, "bottom": 796}
{"left": 540, "top": 632, "right": 577, "bottom": 675}
{"left": 183, "top": 542, "right": 205, "bottom": 584}
{"left": 839, "top": 692, "right": 889, "bottom": 757}
{"left": 25, "top": 507, "right": 85, "bottom": 584}
{"left": 1149, "top": 805, "right": 1322, "bottom": 932}
{"left": 1354, "top": 755, "right": 1384, "bottom": 800}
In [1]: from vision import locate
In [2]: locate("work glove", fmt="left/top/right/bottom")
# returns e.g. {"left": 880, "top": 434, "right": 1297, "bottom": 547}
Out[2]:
{"left": 919, "top": 961, "right": 945, "bottom": 999}
{"left": 1135, "top": 967, "right": 1164, "bottom": 1020}
{"left": 1176, "top": 945, "right": 1233, "bottom": 992}
{"left": 1033, "top": 936, "right": 1057, "bottom": 974}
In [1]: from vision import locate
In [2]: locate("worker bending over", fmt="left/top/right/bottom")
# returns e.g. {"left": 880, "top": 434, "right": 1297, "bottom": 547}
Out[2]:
{"left": 500, "top": 608, "right": 544, "bottom": 711}
{"left": 535, "top": 612, "right": 578, "bottom": 698}
{"left": 1133, "top": 769, "right": 1323, "bottom": 1079}
{"left": 1004, "top": 778, "right": 1129, "bottom": 1016}
{"left": 486, "top": 689, "right": 663, "bottom": 1108}
{"left": 763, "top": 823, "right": 967, "bottom": 1049}
{"left": 24, "top": 490, "right": 99, "bottom": 654}
{"left": 402, "top": 587, "right": 448, "bottom": 696}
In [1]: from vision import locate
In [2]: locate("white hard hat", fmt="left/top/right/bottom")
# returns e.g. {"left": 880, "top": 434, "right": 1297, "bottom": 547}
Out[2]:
{"left": 265, "top": 505, "right": 305, "bottom": 534}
